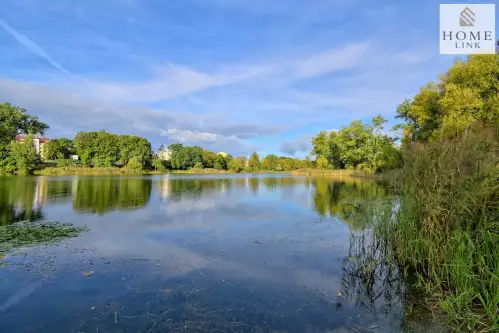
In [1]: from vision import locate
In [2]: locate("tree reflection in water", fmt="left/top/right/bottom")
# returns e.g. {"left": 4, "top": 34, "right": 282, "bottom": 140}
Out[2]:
{"left": 0, "top": 177, "right": 46, "bottom": 225}
{"left": 72, "top": 178, "right": 152, "bottom": 214}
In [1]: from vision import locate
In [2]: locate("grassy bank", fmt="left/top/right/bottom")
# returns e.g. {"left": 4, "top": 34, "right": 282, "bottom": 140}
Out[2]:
{"left": 380, "top": 127, "right": 499, "bottom": 331}
{"left": 35, "top": 167, "right": 162, "bottom": 176}
{"left": 291, "top": 168, "right": 383, "bottom": 178}
{"left": 32, "top": 167, "right": 290, "bottom": 176}
{"left": 171, "top": 168, "right": 230, "bottom": 174}
{"left": 172, "top": 168, "right": 290, "bottom": 174}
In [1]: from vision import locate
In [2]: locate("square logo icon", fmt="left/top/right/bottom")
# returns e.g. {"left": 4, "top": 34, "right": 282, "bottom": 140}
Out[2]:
{"left": 440, "top": 4, "right": 496, "bottom": 54}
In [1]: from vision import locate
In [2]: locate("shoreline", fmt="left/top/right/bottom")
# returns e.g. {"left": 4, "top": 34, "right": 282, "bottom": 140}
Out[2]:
{"left": 2, "top": 167, "right": 395, "bottom": 178}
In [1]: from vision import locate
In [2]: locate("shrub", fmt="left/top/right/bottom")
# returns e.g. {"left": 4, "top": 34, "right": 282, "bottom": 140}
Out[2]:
{"left": 56, "top": 159, "right": 80, "bottom": 168}
{"left": 316, "top": 156, "right": 328, "bottom": 170}
{"left": 152, "top": 159, "right": 166, "bottom": 171}
{"left": 228, "top": 159, "right": 243, "bottom": 172}
{"left": 194, "top": 161, "right": 204, "bottom": 169}
{"left": 125, "top": 156, "right": 143, "bottom": 171}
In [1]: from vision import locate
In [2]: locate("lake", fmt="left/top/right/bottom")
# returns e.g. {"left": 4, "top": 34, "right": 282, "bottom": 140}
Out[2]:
{"left": 0, "top": 174, "right": 432, "bottom": 333}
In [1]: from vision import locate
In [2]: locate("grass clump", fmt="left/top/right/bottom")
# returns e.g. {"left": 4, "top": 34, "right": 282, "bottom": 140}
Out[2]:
{"left": 0, "top": 222, "right": 88, "bottom": 255}
{"left": 389, "top": 126, "right": 499, "bottom": 331}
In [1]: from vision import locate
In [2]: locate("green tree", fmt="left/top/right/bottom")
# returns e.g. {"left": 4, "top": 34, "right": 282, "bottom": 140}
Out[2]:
{"left": 74, "top": 131, "right": 98, "bottom": 167}
{"left": 118, "top": 135, "right": 153, "bottom": 168}
{"left": 74, "top": 131, "right": 152, "bottom": 169}
{"left": 311, "top": 131, "right": 330, "bottom": 159}
{"left": 316, "top": 156, "right": 328, "bottom": 170}
{"left": 10, "top": 134, "right": 39, "bottom": 174}
{"left": 214, "top": 154, "right": 227, "bottom": 170}
{"left": 228, "top": 159, "right": 243, "bottom": 172}
{"left": 125, "top": 156, "right": 143, "bottom": 171}
{"left": 224, "top": 154, "right": 234, "bottom": 170}
{"left": 311, "top": 115, "right": 398, "bottom": 173}
{"left": 213, "top": 161, "right": 223, "bottom": 169}
{"left": 0, "top": 103, "right": 49, "bottom": 146}
{"left": 248, "top": 152, "right": 260, "bottom": 170}
{"left": 0, "top": 103, "right": 48, "bottom": 172}
{"left": 152, "top": 158, "right": 166, "bottom": 171}
{"left": 169, "top": 145, "right": 203, "bottom": 170}
{"left": 202, "top": 150, "right": 216, "bottom": 168}
{"left": 396, "top": 54, "right": 499, "bottom": 143}
{"left": 304, "top": 156, "right": 313, "bottom": 168}
{"left": 262, "top": 154, "right": 278, "bottom": 170}
{"left": 42, "top": 138, "right": 74, "bottom": 160}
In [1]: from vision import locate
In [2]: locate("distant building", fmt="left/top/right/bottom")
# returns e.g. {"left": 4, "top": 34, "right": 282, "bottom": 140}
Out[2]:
{"left": 158, "top": 150, "right": 172, "bottom": 161}
{"left": 69, "top": 155, "right": 79, "bottom": 160}
{"left": 15, "top": 135, "right": 49, "bottom": 156}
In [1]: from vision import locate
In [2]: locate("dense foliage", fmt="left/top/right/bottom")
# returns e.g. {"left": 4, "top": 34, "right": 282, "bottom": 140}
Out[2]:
{"left": 0, "top": 103, "right": 48, "bottom": 173}
{"left": 74, "top": 131, "right": 153, "bottom": 169}
{"left": 261, "top": 154, "right": 313, "bottom": 171}
{"left": 396, "top": 54, "right": 499, "bottom": 143}
{"left": 311, "top": 115, "right": 401, "bottom": 173}
{"left": 42, "top": 138, "right": 75, "bottom": 160}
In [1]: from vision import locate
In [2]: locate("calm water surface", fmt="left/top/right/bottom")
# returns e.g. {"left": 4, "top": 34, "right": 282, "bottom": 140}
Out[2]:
{"left": 0, "top": 174, "right": 426, "bottom": 333}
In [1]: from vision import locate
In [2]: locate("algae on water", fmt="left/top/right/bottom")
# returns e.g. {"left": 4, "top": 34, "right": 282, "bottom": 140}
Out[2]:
{"left": 0, "top": 222, "right": 87, "bottom": 255}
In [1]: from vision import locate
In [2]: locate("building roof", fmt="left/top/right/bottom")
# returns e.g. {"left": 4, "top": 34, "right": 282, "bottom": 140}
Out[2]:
{"left": 15, "top": 135, "right": 49, "bottom": 143}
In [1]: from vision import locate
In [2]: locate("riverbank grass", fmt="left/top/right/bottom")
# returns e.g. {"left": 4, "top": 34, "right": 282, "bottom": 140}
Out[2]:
{"left": 383, "top": 127, "right": 499, "bottom": 331}
{"left": 291, "top": 168, "right": 383, "bottom": 178}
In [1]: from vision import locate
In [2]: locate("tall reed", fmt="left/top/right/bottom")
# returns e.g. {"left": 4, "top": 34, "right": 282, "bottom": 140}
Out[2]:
{"left": 387, "top": 126, "right": 499, "bottom": 331}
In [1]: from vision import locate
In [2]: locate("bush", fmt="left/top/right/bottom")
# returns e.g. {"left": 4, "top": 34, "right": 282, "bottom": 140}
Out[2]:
{"left": 316, "top": 156, "right": 328, "bottom": 170}
{"left": 228, "top": 159, "right": 243, "bottom": 172}
{"left": 213, "top": 162, "right": 223, "bottom": 170}
{"left": 125, "top": 156, "right": 143, "bottom": 171}
{"left": 194, "top": 161, "right": 204, "bottom": 169}
{"left": 152, "top": 159, "right": 166, "bottom": 171}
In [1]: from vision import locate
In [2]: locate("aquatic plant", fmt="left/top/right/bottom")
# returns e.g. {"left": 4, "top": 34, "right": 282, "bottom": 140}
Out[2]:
{"left": 0, "top": 222, "right": 87, "bottom": 255}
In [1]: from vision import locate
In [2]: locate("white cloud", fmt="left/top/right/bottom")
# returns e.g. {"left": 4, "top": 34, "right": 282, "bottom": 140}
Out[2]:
{"left": 160, "top": 129, "right": 227, "bottom": 144}
{"left": 291, "top": 42, "right": 370, "bottom": 79}
{"left": 0, "top": 19, "right": 70, "bottom": 74}
{"left": 50, "top": 41, "right": 371, "bottom": 105}
{"left": 82, "top": 64, "right": 242, "bottom": 103}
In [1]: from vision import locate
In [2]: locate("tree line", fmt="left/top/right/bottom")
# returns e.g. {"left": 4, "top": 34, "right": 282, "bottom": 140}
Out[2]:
{"left": 0, "top": 103, "right": 313, "bottom": 174}
{"left": 310, "top": 115, "right": 401, "bottom": 173}
{"left": 160, "top": 143, "right": 312, "bottom": 172}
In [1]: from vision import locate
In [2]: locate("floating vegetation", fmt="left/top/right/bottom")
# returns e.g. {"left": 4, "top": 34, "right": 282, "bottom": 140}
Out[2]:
{"left": 0, "top": 222, "right": 88, "bottom": 255}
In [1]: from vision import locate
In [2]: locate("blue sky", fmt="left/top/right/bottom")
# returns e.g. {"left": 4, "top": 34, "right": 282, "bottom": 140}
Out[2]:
{"left": 0, "top": 0, "right": 496, "bottom": 157}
